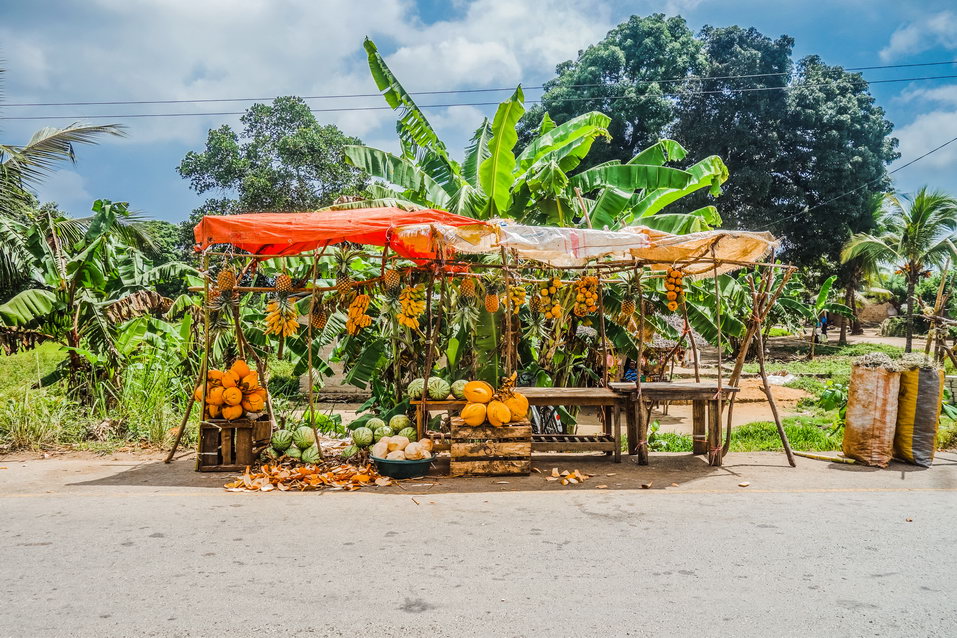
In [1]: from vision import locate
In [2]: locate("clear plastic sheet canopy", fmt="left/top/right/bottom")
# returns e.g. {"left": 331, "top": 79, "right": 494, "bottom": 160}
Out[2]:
{"left": 394, "top": 219, "right": 778, "bottom": 275}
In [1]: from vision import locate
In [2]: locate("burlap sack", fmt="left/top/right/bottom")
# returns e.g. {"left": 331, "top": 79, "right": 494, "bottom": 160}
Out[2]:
{"left": 843, "top": 365, "right": 901, "bottom": 467}
{"left": 894, "top": 367, "right": 944, "bottom": 467}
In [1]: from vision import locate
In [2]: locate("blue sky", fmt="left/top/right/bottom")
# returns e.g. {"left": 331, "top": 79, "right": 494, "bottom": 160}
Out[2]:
{"left": 2, "top": 0, "right": 956, "bottom": 223}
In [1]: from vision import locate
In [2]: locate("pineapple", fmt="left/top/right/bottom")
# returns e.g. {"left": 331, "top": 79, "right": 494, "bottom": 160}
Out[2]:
{"left": 217, "top": 267, "right": 236, "bottom": 293}
{"left": 274, "top": 273, "right": 293, "bottom": 295}
{"left": 621, "top": 298, "right": 636, "bottom": 317}
{"left": 484, "top": 292, "right": 501, "bottom": 313}
{"left": 460, "top": 277, "right": 476, "bottom": 299}
{"left": 383, "top": 268, "right": 401, "bottom": 291}
{"left": 310, "top": 302, "right": 328, "bottom": 332}
{"left": 333, "top": 245, "right": 359, "bottom": 298}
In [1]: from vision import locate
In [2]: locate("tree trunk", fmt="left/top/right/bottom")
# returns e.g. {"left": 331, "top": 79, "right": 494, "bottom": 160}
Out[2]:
{"left": 905, "top": 275, "right": 916, "bottom": 353}
{"left": 838, "top": 285, "right": 851, "bottom": 346}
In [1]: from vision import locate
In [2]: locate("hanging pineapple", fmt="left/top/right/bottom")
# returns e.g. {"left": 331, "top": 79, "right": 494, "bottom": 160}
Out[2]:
{"left": 482, "top": 275, "right": 502, "bottom": 313}
{"left": 333, "top": 245, "right": 360, "bottom": 299}
{"left": 217, "top": 266, "right": 237, "bottom": 294}
{"left": 397, "top": 284, "right": 426, "bottom": 329}
{"left": 346, "top": 294, "right": 373, "bottom": 335}
{"left": 573, "top": 275, "right": 600, "bottom": 317}
{"left": 309, "top": 299, "right": 328, "bottom": 332}
{"left": 383, "top": 267, "right": 401, "bottom": 291}
{"left": 459, "top": 276, "right": 477, "bottom": 302}
{"left": 507, "top": 285, "right": 526, "bottom": 315}
{"left": 619, "top": 272, "right": 641, "bottom": 319}
{"left": 665, "top": 267, "right": 684, "bottom": 312}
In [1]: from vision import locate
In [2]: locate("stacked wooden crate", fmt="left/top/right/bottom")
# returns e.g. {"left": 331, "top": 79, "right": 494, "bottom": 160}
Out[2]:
{"left": 449, "top": 417, "right": 531, "bottom": 476}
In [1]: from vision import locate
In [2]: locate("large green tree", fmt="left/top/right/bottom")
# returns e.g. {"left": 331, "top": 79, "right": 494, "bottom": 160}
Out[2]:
{"left": 177, "top": 96, "right": 370, "bottom": 243}
{"left": 524, "top": 16, "right": 899, "bottom": 266}
{"left": 842, "top": 188, "right": 957, "bottom": 351}
{"left": 520, "top": 14, "right": 703, "bottom": 166}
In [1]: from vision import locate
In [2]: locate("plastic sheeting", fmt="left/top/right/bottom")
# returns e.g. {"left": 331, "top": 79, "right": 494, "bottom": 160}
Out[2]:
{"left": 396, "top": 219, "right": 777, "bottom": 273}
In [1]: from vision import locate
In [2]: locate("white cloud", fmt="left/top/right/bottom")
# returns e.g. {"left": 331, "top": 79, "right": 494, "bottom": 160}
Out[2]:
{"left": 898, "top": 84, "right": 957, "bottom": 106}
{"left": 34, "top": 169, "right": 93, "bottom": 212}
{"left": 890, "top": 109, "right": 957, "bottom": 194}
{"left": 879, "top": 10, "right": 957, "bottom": 61}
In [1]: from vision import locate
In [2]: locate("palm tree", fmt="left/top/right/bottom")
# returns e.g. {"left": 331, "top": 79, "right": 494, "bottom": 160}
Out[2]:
{"left": 842, "top": 188, "right": 957, "bottom": 352}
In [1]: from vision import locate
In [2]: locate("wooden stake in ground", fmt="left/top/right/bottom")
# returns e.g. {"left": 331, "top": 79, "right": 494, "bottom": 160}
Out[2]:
{"left": 748, "top": 275, "right": 796, "bottom": 467}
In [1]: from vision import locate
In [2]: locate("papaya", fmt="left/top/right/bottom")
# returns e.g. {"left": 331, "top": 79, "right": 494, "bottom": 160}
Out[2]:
{"left": 504, "top": 392, "right": 529, "bottom": 421}
{"left": 221, "top": 404, "right": 244, "bottom": 421}
{"left": 463, "top": 380, "right": 494, "bottom": 404}
{"left": 223, "top": 386, "right": 243, "bottom": 406}
{"left": 487, "top": 400, "right": 511, "bottom": 427}
{"left": 461, "top": 402, "right": 487, "bottom": 426}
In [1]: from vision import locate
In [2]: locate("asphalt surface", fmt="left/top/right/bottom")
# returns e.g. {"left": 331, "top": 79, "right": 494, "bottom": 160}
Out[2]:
{"left": 2, "top": 451, "right": 956, "bottom": 637}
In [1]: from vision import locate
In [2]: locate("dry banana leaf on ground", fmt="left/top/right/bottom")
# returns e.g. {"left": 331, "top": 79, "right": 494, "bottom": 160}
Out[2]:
{"left": 225, "top": 462, "right": 385, "bottom": 492}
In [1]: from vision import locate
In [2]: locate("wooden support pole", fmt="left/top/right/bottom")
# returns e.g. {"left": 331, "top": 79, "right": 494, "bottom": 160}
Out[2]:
{"left": 195, "top": 252, "right": 212, "bottom": 470}
{"left": 306, "top": 249, "right": 321, "bottom": 458}
{"left": 709, "top": 246, "right": 724, "bottom": 467}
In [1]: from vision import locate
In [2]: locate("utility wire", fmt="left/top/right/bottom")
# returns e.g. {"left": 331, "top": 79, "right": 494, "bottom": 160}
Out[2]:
{"left": 4, "top": 59, "right": 956, "bottom": 108}
{"left": 758, "top": 135, "right": 957, "bottom": 231}
{"left": 4, "top": 73, "right": 957, "bottom": 121}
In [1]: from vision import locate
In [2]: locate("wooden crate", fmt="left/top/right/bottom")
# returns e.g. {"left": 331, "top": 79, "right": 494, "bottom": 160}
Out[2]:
{"left": 449, "top": 418, "right": 531, "bottom": 476}
{"left": 197, "top": 416, "right": 272, "bottom": 472}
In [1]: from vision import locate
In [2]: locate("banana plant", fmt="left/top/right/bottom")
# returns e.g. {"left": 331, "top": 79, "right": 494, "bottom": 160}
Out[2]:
{"left": 776, "top": 274, "right": 853, "bottom": 359}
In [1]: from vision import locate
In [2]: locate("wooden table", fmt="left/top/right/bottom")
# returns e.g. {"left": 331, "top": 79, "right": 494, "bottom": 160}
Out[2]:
{"left": 414, "top": 386, "right": 628, "bottom": 462}
{"left": 609, "top": 382, "right": 739, "bottom": 467}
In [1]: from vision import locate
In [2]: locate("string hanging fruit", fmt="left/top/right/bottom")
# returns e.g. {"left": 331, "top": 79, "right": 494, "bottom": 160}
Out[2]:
{"left": 265, "top": 296, "right": 299, "bottom": 337}
{"left": 397, "top": 284, "right": 426, "bottom": 329}
{"left": 665, "top": 267, "right": 684, "bottom": 312}
{"left": 309, "top": 300, "right": 328, "bottom": 332}
{"left": 619, "top": 271, "right": 641, "bottom": 319}
{"left": 333, "top": 245, "right": 360, "bottom": 300}
{"left": 483, "top": 276, "right": 502, "bottom": 313}
{"left": 573, "top": 275, "right": 600, "bottom": 317}
{"left": 346, "top": 293, "right": 373, "bottom": 335}
{"left": 274, "top": 272, "right": 293, "bottom": 295}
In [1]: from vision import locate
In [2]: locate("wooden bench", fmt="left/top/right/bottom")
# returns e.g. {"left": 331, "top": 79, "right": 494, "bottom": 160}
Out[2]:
{"left": 609, "top": 382, "right": 739, "bottom": 467}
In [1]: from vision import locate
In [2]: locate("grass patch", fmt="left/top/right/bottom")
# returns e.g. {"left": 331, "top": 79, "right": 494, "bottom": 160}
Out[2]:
{"left": 0, "top": 342, "right": 65, "bottom": 400}
{"left": 767, "top": 327, "right": 792, "bottom": 337}
{"left": 938, "top": 419, "right": 957, "bottom": 450}
{"left": 730, "top": 416, "right": 843, "bottom": 452}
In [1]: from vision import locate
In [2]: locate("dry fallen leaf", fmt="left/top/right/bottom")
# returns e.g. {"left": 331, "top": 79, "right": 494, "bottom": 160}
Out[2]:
{"left": 738, "top": 482, "right": 750, "bottom": 487}
{"left": 545, "top": 476, "right": 559, "bottom": 482}
{"left": 605, "top": 473, "right": 616, "bottom": 477}
{"left": 375, "top": 477, "right": 392, "bottom": 487}
{"left": 905, "top": 517, "right": 913, "bottom": 522}
{"left": 495, "top": 481, "right": 510, "bottom": 484}
{"left": 641, "top": 481, "right": 653, "bottom": 489}
{"left": 551, "top": 468, "right": 560, "bottom": 478}
{"left": 596, "top": 484, "right": 608, "bottom": 489}
{"left": 532, "top": 467, "right": 543, "bottom": 474}
{"left": 671, "top": 483, "right": 679, "bottom": 487}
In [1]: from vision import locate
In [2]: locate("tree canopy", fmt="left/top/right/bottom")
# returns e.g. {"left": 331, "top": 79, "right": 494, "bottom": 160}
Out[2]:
{"left": 177, "top": 96, "right": 370, "bottom": 243}
{"left": 523, "top": 15, "right": 899, "bottom": 267}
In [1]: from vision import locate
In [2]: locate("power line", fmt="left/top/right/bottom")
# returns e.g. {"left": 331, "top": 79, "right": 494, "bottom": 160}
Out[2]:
{"left": 4, "top": 73, "right": 957, "bottom": 122}
{"left": 4, "top": 59, "right": 956, "bottom": 108}
{"left": 758, "top": 135, "right": 957, "bottom": 231}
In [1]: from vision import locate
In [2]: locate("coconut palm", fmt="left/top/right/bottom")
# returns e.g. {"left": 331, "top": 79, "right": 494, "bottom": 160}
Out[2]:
{"left": 842, "top": 188, "right": 957, "bottom": 351}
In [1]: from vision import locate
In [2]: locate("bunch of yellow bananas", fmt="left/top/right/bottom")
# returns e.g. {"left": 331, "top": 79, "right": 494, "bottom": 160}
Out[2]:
{"left": 397, "top": 285, "right": 425, "bottom": 329}
{"left": 265, "top": 298, "right": 299, "bottom": 337}
{"left": 507, "top": 285, "right": 526, "bottom": 315}
{"left": 346, "top": 294, "right": 372, "bottom": 335}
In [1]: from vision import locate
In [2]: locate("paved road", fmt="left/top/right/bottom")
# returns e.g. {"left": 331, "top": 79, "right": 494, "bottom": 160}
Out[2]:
{"left": 2, "top": 452, "right": 956, "bottom": 637}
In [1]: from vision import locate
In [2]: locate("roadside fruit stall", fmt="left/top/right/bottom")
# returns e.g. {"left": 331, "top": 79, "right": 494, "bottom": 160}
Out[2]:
{"left": 167, "top": 206, "right": 790, "bottom": 482}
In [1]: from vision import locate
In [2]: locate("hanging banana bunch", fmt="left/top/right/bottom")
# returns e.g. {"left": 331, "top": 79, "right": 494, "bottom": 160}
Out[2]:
{"left": 397, "top": 284, "right": 426, "bottom": 329}
{"left": 265, "top": 271, "right": 299, "bottom": 337}
{"left": 346, "top": 293, "right": 373, "bottom": 335}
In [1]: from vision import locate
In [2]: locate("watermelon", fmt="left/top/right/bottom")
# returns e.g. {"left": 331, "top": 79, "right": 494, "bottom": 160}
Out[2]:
{"left": 293, "top": 426, "right": 317, "bottom": 450}
{"left": 427, "top": 377, "right": 451, "bottom": 400}
{"left": 351, "top": 426, "right": 374, "bottom": 447}
{"left": 366, "top": 417, "right": 386, "bottom": 431}
{"left": 340, "top": 444, "right": 359, "bottom": 459}
{"left": 373, "top": 425, "right": 393, "bottom": 442}
{"left": 451, "top": 379, "right": 468, "bottom": 400}
{"left": 284, "top": 446, "right": 302, "bottom": 460}
{"left": 389, "top": 414, "right": 411, "bottom": 431}
{"left": 407, "top": 378, "right": 425, "bottom": 399}
{"left": 397, "top": 427, "right": 416, "bottom": 441}
{"left": 264, "top": 447, "right": 279, "bottom": 460}
{"left": 271, "top": 430, "right": 294, "bottom": 452}
{"left": 300, "top": 444, "right": 321, "bottom": 465}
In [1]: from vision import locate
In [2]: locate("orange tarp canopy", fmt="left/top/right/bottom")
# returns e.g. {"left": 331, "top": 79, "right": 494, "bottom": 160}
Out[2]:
{"left": 193, "top": 207, "right": 487, "bottom": 258}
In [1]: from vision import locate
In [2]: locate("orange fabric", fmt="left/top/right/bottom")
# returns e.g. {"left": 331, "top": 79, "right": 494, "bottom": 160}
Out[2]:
{"left": 193, "top": 207, "right": 487, "bottom": 258}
